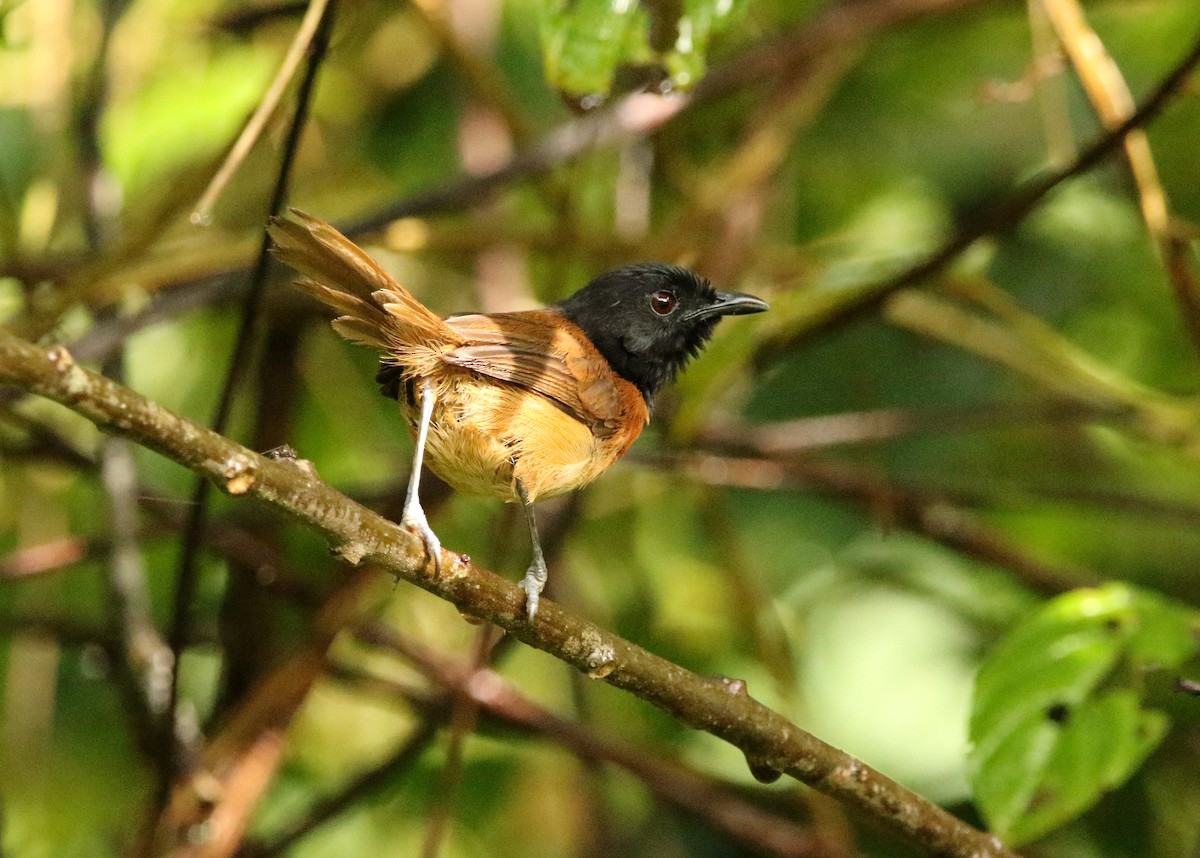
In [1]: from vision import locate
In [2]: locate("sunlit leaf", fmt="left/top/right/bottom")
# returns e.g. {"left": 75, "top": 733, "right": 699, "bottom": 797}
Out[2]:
{"left": 539, "top": 0, "right": 648, "bottom": 104}
{"left": 969, "top": 584, "right": 1199, "bottom": 845}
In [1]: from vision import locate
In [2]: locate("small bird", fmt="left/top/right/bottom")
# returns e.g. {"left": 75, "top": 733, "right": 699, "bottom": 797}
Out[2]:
{"left": 269, "top": 210, "right": 767, "bottom": 618}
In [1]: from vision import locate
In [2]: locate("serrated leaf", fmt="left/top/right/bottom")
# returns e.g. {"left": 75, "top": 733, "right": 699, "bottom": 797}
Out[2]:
{"left": 969, "top": 584, "right": 1199, "bottom": 845}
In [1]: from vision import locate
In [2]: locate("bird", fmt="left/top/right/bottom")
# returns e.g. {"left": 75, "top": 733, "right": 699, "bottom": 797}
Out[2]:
{"left": 268, "top": 209, "right": 768, "bottom": 619}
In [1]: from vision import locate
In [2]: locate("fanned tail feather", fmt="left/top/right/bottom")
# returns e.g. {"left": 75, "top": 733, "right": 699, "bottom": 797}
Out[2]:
{"left": 268, "top": 209, "right": 458, "bottom": 352}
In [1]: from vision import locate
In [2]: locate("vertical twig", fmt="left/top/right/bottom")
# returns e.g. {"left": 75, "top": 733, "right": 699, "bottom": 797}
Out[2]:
{"left": 239, "top": 719, "right": 444, "bottom": 858}
{"left": 191, "top": 0, "right": 332, "bottom": 224}
{"left": 1023, "top": 0, "right": 1073, "bottom": 165}
{"left": 101, "top": 427, "right": 174, "bottom": 717}
{"left": 1038, "top": 0, "right": 1200, "bottom": 360}
{"left": 159, "top": 0, "right": 339, "bottom": 804}
{"left": 419, "top": 626, "right": 503, "bottom": 858}
{"left": 76, "top": 0, "right": 175, "bottom": 752}
{"left": 212, "top": 313, "right": 304, "bottom": 717}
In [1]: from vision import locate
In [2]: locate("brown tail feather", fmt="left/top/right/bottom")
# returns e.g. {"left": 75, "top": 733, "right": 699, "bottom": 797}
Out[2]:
{"left": 268, "top": 209, "right": 458, "bottom": 350}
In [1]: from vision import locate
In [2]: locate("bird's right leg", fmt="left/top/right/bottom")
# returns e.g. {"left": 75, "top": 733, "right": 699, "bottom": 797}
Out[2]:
{"left": 401, "top": 381, "right": 441, "bottom": 570}
{"left": 515, "top": 478, "right": 548, "bottom": 620}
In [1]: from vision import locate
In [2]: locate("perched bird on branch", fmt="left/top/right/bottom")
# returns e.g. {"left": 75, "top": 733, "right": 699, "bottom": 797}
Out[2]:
{"left": 269, "top": 210, "right": 767, "bottom": 618}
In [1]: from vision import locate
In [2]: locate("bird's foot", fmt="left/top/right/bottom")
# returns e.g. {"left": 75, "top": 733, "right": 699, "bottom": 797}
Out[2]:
{"left": 401, "top": 502, "right": 442, "bottom": 572}
{"left": 520, "top": 559, "right": 548, "bottom": 620}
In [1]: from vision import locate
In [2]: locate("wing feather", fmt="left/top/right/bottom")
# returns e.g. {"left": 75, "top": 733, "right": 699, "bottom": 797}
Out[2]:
{"left": 443, "top": 311, "right": 625, "bottom": 434}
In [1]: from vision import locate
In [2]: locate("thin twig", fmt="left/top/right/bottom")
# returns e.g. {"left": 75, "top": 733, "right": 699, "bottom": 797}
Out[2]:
{"left": 701, "top": 400, "right": 1128, "bottom": 453}
{"left": 1023, "top": 0, "right": 1073, "bottom": 165}
{"left": 0, "top": 537, "right": 89, "bottom": 579}
{"left": 344, "top": 0, "right": 995, "bottom": 236}
{"left": 102, "top": 430, "right": 174, "bottom": 714}
{"left": 191, "top": 0, "right": 332, "bottom": 224}
{"left": 211, "top": 1, "right": 308, "bottom": 36}
{"left": 409, "top": 0, "right": 532, "bottom": 145}
{"left": 212, "top": 312, "right": 305, "bottom": 717}
{"left": 238, "top": 717, "right": 443, "bottom": 858}
{"left": 1039, "top": 0, "right": 1200, "bottom": 361}
{"left": 145, "top": 568, "right": 379, "bottom": 858}
{"left": 0, "top": 330, "right": 1021, "bottom": 858}
{"left": 419, "top": 626, "right": 501, "bottom": 858}
{"left": 883, "top": 283, "right": 1200, "bottom": 449}
{"left": 72, "top": 0, "right": 171, "bottom": 757}
{"left": 55, "top": 0, "right": 997, "bottom": 370}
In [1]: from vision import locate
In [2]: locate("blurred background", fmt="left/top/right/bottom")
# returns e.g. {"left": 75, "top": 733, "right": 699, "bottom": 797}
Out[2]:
{"left": 2, "top": 0, "right": 1200, "bottom": 856}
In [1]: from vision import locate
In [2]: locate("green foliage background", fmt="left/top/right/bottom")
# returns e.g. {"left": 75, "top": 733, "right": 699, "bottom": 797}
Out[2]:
{"left": 2, "top": 0, "right": 1200, "bottom": 856}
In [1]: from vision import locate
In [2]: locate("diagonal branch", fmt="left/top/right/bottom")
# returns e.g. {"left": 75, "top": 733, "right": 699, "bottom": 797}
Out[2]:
{"left": 753, "top": 32, "right": 1200, "bottom": 366}
{"left": 1038, "top": 0, "right": 1200, "bottom": 361}
{"left": 0, "top": 330, "right": 1019, "bottom": 858}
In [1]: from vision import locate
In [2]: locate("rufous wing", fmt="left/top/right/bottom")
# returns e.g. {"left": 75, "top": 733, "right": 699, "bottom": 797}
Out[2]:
{"left": 442, "top": 311, "right": 632, "bottom": 437}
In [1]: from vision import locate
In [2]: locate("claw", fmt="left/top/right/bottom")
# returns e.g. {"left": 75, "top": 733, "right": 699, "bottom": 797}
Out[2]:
{"left": 514, "top": 479, "right": 548, "bottom": 621}
{"left": 521, "top": 558, "right": 548, "bottom": 620}
{"left": 401, "top": 502, "right": 442, "bottom": 572}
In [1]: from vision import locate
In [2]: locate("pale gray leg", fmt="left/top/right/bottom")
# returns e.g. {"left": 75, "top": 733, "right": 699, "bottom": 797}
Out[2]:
{"left": 401, "top": 382, "right": 441, "bottom": 570}
{"left": 516, "top": 479, "right": 547, "bottom": 619}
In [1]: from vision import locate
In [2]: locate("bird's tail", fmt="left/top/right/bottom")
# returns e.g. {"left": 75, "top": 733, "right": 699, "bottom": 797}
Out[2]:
{"left": 268, "top": 209, "right": 460, "bottom": 353}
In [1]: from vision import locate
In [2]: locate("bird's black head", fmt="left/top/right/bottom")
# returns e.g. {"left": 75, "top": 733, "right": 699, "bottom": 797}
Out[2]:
{"left": 556, "top": 263, "right": 768, "bottom": 401}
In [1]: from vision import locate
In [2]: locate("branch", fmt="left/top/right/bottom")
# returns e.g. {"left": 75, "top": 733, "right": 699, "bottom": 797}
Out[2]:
{"left": 191, "top": 0, "right": 333, "bottom": 224}
{"left": 0, "top": 332, "right": 1018, "bottom": 858}
{"left": 359, "top": 623, "right": 846, "bottom": 858}
{"left": 753, "top": 32, "right": 1200, "bottom": 365}
{"left": 1040, "top": 0, "right": 1200, "bottom": 361}
{"left": 648, "top": 448, "right": 1095, "bottom": 596}
{"left": 343, "top": 0, "right": 996, "bottom": 235}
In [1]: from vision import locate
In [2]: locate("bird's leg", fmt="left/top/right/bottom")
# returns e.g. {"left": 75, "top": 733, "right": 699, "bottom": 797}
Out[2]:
{"left": 515, "top": 478, "right": 547, "bottom": 620}
{"left": 401, "top": 381, "right": 441, "bottom": 570}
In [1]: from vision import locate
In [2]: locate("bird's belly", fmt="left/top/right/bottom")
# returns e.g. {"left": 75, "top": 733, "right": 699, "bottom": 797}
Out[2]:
{"left": 422, "top": 414, "right": 517, "bottom": 500}
{"left": 404, "top": 378, "right": 618, "bottom": 502}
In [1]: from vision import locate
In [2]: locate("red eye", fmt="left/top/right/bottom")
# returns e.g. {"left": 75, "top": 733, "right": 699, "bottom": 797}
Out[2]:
{"left": 650, "top": 290, "right": 677, "bottom": 315}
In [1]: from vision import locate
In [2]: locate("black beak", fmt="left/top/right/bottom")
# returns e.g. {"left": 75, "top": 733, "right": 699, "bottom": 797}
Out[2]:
{"left": 686, "top": 291, "right": 770, "bottom": 322}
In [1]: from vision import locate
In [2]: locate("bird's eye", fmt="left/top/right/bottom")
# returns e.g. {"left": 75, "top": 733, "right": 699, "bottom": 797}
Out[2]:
{"left": 650, "top": 290, "right": 677, "bottom": 315}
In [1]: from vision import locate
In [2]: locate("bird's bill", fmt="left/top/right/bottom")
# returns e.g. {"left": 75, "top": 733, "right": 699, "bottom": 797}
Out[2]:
{"left": 686, "top": 291, "right": 770, "bottom": 321}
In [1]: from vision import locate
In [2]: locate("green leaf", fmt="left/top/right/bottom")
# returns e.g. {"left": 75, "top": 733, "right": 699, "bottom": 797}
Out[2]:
{"left": 539, "top": 0, "right": 647, "bottom": 103}
{"left": 969, "top": 583, "right": 1199, "bottom": 845}
{"left": 661, "top": 0, "right": 746, "bottom": 88}
{"left": 537, "top": 0, "right": 746, "bottom": 102}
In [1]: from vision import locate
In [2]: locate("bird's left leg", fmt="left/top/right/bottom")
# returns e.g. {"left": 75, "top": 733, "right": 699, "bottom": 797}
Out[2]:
{"left": 515, "top": 478, "right": 547, "bottom": 620}
{"left": 401, "top": 381, "right": 441, "bottom": 570}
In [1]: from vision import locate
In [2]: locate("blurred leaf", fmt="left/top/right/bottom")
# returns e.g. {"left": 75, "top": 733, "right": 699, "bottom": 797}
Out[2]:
{"left": 969, "top": 583, "right": 1199, "bottom": 844}
{"left": 366, "top": 62, "right": 463, "bottom": 194}
{"left": 103, "top": 44, "right": 275, "bottom": 194}
{"left": 540, "top": 0, "right": 647, "bottom": 102}
{"left": 537, "top": 0, "right": 745, "bottom": 101}
{"left": 0, "top": 108, "right": 37, "bottom": 245}
{"left": 662, "top": 0, "right": 749, "bottom": 88}
{"left": 0, "top": 1, "right": 28, "bottom": 50}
